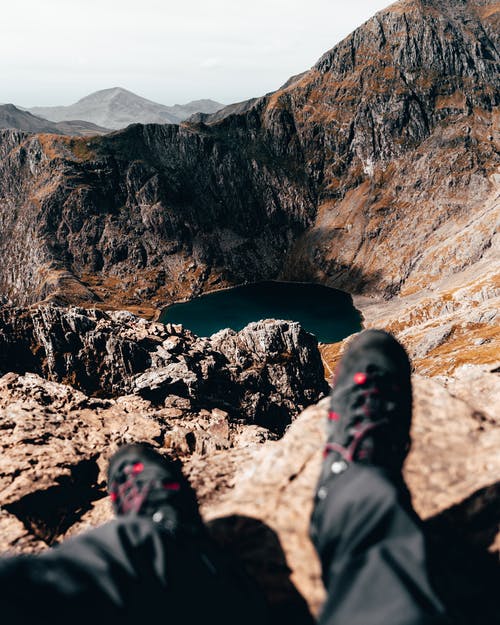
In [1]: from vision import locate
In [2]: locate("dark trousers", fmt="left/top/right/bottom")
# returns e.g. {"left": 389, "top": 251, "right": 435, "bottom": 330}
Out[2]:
{"left": 310, "top": 463, "right": 449, "bottom": 625}
{"left": 0, "top": 465, "right": 448, "bottom": 625}
{"left": 0, "top": 518, "right": 269, "bottom": 625}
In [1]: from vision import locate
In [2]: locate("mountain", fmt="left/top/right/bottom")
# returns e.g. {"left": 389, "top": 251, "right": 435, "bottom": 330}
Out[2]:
{"left": 0, "top": 0, "right": 498, "bottom": 374}
{"left": 0, "top": 104, "right": 110, "bottom": 136}
{"left": 0, "top": 1, "right": 499, "bottom": 619}
{"left": 28, "top": 88, "right": 225, "bottom": 129}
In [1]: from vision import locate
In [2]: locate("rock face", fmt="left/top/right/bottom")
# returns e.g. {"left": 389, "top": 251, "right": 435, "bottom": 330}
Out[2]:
{"left": 202, "top": 370, "right": 500, "bottom": 625}
{"left": 0, "top": 2, "right": 499, "bottom": 621}
{"left": 0, "top": 308, "right": 327, "bottom": 559}
{"left": 0, "top": 332, "right": 498, "bottom": 624}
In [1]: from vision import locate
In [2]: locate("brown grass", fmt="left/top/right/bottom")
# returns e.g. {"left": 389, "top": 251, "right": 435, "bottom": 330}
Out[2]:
{"left": 435, "top": 92, "right": 466, "bottom": 111}
{"left": 318, "top": 342, "right": 344, "bottom": 381}
{"left": 37, "top": 135, "right": 97, "bottom": 162}
{"left": 478, "top": 3, "right": 500, "bottom": 20}
{"left": 417, "top": 323, "right": 500, "bottom": 375}
{"left": 37, "top": 134, "right": 66, "bottom": 160}
{"left": 68, "top": 138, "right": 97, "bottom": 161}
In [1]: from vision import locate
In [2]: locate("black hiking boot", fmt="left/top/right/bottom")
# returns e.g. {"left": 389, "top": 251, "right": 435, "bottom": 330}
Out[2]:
{"left": 321, "top": 329, "right": 412, "bottom": 480}
{"left": 107, "top": 443, "right": 204, "bottom": 535}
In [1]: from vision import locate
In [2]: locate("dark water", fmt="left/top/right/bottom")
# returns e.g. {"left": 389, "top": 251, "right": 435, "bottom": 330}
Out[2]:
{"left": 160, "top": 281, "right": 362, "bottom": 343}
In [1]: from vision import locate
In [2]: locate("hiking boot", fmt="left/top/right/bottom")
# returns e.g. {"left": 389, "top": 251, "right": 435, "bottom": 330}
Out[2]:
{"left": 107, "top": 443, "right": 204, "bottom": 535}
{"left": 321, "top": 329, "right": 412, "bottom": 479}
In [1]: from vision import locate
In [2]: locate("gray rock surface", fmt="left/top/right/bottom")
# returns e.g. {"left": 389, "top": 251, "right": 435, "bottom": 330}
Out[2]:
{"left": 0, "top": 305, "right": 328, "bottom": 431}
{"left": 413, "top": 323, "right": 453, "bottom": 358}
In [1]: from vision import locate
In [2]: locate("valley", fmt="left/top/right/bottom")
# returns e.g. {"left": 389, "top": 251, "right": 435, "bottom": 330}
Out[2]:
{"left": 0, "top": 1, "right": 498, "bottom": 622}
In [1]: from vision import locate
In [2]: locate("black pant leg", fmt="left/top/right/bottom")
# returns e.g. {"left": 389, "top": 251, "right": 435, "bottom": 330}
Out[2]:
{"left": 0, "top": 516, "right": 269, "bottom": 625}
{"left": 310, "top": 464, "right": 449, "bottom": 625}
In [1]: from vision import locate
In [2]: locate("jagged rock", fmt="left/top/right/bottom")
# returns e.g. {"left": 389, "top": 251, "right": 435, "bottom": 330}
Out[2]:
{"left": 412, "top": 323, "right": 454, "bottom": 358}
{"left": 0, "top": 1, "right": 497, "bottom": 391}
{"left": 0, "top": 374, "right": 162, "bottom": 508}
{"left": 0, "top": 308, "right": 322, "bottom": 552}
{"left": 0, "top": 1, "right": 498, "bottom": 621}
{"left": 0, "top": 370, "right": 249, "bottom": 546}
{"left": 0, "top": 306, "right": 151, "bottom": 395}
{"left": 209, "top": 321, "right": 327, "bottom": 430}
{"left": 0, "top": 306, "right": 328, "bottom": 432}
{"left": 133, "top": 362, "right": 199, "bottom": 401}
{"left": 0, "top": 308, "right": 328, "bottom": 552}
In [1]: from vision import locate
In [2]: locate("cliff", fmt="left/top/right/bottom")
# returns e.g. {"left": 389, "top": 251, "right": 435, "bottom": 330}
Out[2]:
{"left": 0, "top": 0, "right": 497, "bottom": 309}
{"left": 0, "top": 2, "right": 498, "bottom": 381}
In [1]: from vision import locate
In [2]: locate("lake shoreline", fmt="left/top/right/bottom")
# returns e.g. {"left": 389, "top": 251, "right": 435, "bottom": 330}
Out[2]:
{"left": 159, "top": 280, "right": 363, "bottom": 344}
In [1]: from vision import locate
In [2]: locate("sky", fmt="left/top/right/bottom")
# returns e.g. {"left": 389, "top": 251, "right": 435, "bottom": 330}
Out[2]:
{"left": 2, "top": 0, "right": 392, "bottom": 107}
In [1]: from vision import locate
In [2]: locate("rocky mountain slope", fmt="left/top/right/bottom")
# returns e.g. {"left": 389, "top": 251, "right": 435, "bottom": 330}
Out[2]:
{"left": 0, "top": 306, "right": 327, "bottom": 432}
{"left": 28, "top": 87, "right": 225, "bottom": 129}
{"left": 0, "top": 306, "right": 328, "bottom": 545}
{"left": 0, "top": 1, "right": 497, "bottom": 375}
{"left": 0, "top": 104, "right": 110, "bottom": 136}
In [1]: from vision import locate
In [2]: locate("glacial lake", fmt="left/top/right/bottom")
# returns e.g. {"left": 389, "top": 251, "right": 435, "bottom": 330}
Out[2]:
{"left": 160, "top": 281, "right": 362, "bottom": 343}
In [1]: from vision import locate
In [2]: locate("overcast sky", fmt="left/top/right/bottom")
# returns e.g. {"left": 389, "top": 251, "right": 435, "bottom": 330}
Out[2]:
{"left": 2, "top": 0, "right": 392, "bottom": 107}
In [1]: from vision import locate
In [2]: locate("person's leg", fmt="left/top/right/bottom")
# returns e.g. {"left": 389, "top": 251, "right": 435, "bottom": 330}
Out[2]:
{"left": 0, "top": 444, "right": 269, "bottom": 625}
{"left": 310, "top": 330, "right": 449, "bottom": 625}
{"left": 0, "top": 516, "right": 186, "bottom": 624}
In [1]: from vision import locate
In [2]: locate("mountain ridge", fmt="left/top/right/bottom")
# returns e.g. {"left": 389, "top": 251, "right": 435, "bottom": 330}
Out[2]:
{"left": 0, "top": 103, "right": 110, "bottom": 136}
{"left": 0, "top": 0, "right": 498, "bottom": 375}
{"left": 0, "top": 1, "right": 499, "bottom": 620}
{"left": 29, "top": 87, "right": 225, "bottom": 130}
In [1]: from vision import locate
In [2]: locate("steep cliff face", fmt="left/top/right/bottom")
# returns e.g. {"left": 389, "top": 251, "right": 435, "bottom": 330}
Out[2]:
{"left": 278, "top": 0, "right": 499, "bottom": 294}
{"left": 0, "top": 0, "right": 497, "bottom": 319}
{"left": 0, "top": 123, "right": 315, "bottom": 311}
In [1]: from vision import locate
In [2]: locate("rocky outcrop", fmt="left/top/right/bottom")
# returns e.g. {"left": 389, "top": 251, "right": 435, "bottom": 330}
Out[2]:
{"left": 202, "top": 369, "right": 500, "bottom": 625}
{"left": 0, "top": 305, "right": 327, "bottom": 432}
{"left": 0, "top": 357, "right": 498, "bottom": 624}
{"left": 0, "top": 308, "right": 326, "bottom": 555}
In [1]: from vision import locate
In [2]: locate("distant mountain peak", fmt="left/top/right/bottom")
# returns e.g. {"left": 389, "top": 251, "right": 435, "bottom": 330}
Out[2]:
{"left": 77, "top": 87, "right": 136, "bottom": 101}
{"left": 28, "top": 89, "right": 225, "bottom": 130}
